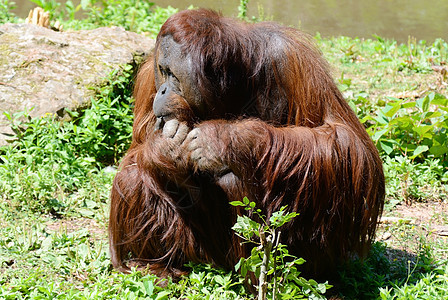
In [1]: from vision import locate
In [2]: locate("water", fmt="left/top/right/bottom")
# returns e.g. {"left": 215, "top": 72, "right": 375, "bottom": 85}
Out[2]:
{"left": 12, "top": 0, "right": 448, "bottom": 43}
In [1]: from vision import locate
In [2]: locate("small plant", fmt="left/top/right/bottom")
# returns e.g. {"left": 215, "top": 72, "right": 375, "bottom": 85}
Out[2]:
{"left": 70, "top": 0, "right": 177, "bottom": 35}
{"left": 354, "top": 92, "right": 448, "bottom": 204}
{"left": 0, "top": 0, "right": 17, "bottom": 23}
{"left": 230, "top": 197, "right": 331, "bottom": 299}
{"left": 238, "top": 0, "right": 249, "bottom": 20}
{"left": 365, "top": 93, "right": 448, "bottom": 163}
{"left": 175, "top": 263, "right": 248, "bottom": 299}
{"left": 383, "top": 155, "right": 447, "bottom": 205}
{"left": 21, "top": 0, "right": 177, "bottom": 37}
{"left": 29, "top": 0, "right": 61, "bottom": 19}
{"left": 0, "top": 65, "right": 134, "bottom": 214}
{"left": 378, "top": 264, "right": 448, "bottom": 299}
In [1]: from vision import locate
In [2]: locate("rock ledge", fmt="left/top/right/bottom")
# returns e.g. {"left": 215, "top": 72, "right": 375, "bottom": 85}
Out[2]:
{"left": 0, "top": 23, "right": 154, "bottom": 145}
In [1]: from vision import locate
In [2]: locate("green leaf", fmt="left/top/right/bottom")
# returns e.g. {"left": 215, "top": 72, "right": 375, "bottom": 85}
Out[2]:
{"left": 360, "top": 115, "right": 374, "bottom": 124}
{"left": 412, "top": 145, "right": 429, "bottom": 157}
{"left": 388, "top": 116, "right": 413, "bottom": 128}
{"left": 413, "top": 125, "right": 433, "bottom": 138}
{"left": 229, "top": 201, "right": 245, "bottom": 207}
{"left": 78, "top": 208, "right": 95, "bottom": 217}
{"left": 214, "top": 275, "right": 225, "bottom": 285}
{"left": 423, "top": 111, "right": 442, "bottom": 119}
{"left": 402, "top": 101, "right": 417, "bottom": 109}
{"left": 401, "top": 143, "right": 416, "bottom": 152}
{"left": 384, "top": 102, "right": 401, "bottom": 117}
{"left": 372, "top": 128, "right": 389, "bottom": 141}
{"left": 374, "top": 113, "right": 389, "bottom": 125}
{"left": 429, "top": 145, "right": 448, "bottom": 156}
{"left": 84, "top": 199, "right": 98, "bottom": 209}
{"left": 26, "top": 155, "right": 33, "bottom": 165}
{"left": 234, "top": 257, "right": 243, "bottom": 272}
{"left": 416, "top": 94, "right": 432, "bottom": 112}
{"left": 231, "top": 215, "right": 259, "bottom": 238}
{"left": 155, "top": 291, "right": 171, "bottom": 300}
{"left": 379, "top": 141, "right": 394, "bottom": 155}
{"left": 316, "top": 283, "right": 328, "bottom": 293}
{"left": 432, "top": 95, "right": 448, "bottom": 107}
{"left": 142, "top": 280, "right": 154, "bottom": 296}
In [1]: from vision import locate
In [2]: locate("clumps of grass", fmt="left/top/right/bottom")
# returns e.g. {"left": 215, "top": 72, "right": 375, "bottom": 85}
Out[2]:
{"left": 0, "top": 0, "right": 178, "bottom": 37}
{"left": 72, "top": 0, "right": 177, "bottom": 35}
{"left": 318, "top": 35, "right": 448, "bottom": 74}
{"left": 0, "top": 0, "right": 17, "bottom": 23}
{"left": 355, "top": 92, "right": 448, "bottom": 205}
{"left": 379, "top": 264, "right": 448, "bottom": 299}
{"left": 0, "top": 65, "right": 134, "bottom": 215}
{"left": 23, "top": 0, "right": 178, "bottom": 37}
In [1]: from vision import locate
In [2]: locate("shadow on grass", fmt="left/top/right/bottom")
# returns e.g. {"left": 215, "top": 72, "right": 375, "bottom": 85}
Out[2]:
{"left": 336, "top": 242, "right": 435, "bottom": 299}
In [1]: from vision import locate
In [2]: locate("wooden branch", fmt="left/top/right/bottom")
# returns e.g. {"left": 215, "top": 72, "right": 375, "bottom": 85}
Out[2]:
{"left": 258, "top": 228, "right": 272, "bottom": 300}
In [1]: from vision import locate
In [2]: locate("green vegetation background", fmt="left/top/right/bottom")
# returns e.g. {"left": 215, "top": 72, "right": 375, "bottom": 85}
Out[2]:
{"left": 0, "top": 0, "right": 447, "bottom": 299}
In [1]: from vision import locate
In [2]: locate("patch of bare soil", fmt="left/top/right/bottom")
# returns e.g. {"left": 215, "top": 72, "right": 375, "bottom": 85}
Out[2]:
{"left": 383, "top": 201, "right": 448, "bottom": 234}
{"left": 45, "top": 218, "right": 106, "bottom": 240}
{"left": 377, "top": 201, "right": 448, "bottom": 264}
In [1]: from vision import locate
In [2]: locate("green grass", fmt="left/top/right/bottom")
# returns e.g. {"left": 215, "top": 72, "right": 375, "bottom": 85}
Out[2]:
{"left": 1, "top": 0, "right": 448, "bottom": 299}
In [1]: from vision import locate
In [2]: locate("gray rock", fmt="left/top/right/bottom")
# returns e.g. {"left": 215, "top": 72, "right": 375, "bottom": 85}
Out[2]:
{"left": 0, "top": 23, "right": 154, "bottom": 145}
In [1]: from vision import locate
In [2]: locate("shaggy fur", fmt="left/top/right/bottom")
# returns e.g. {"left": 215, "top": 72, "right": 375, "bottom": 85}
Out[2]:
{"left": 109, "top": 9, "right": 385, "bottom": 279}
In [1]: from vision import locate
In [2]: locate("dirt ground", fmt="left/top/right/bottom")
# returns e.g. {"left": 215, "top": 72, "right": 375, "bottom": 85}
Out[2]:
{"left": 378, "top": 200, "right": 448, "bottom": 263}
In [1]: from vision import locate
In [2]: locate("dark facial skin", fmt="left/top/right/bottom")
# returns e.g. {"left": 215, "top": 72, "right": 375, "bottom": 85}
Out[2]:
{"left": 150, "top": 35, "right": 232, "bottom": 178}
{"left": 153, "top": 35, "right": 205, "bottom": 128}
